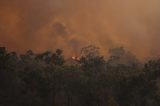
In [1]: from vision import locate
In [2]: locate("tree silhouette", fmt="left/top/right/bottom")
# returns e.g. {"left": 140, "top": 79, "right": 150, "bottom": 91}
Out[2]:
{"left": 52, "top": 49, "right": 65, "bottom": 65}
{"left": 79, "top": 45, "right": 105, "bottom": 70}
{"left": 0, "top": 46, "right": 160, "bottom": 106}
{"left": 0, "top": 47, "right": 8, "bottom": 69}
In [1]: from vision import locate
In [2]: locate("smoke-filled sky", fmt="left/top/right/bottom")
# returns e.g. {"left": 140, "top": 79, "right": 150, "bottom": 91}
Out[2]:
{"left": 0, "top": 0, "right": 160, "bottom": 59}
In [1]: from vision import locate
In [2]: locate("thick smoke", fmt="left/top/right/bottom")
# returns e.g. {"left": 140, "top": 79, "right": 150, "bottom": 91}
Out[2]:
{"left": 0, "top": 0, "right": 160, "bottom": 59}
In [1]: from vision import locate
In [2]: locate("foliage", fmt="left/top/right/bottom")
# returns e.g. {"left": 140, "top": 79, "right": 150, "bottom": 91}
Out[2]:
{"left": 0, "top": 46, "right": 160, "bottom": 106}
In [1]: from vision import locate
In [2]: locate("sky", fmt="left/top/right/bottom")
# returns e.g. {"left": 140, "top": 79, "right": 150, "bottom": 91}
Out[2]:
{"left": 0, "top": 0, "right": 160, "bottom": 60}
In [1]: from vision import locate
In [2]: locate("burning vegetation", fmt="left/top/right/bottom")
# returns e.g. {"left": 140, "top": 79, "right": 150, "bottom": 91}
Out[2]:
{"left": 1, "top": 0, "right": 160, "bottom": 105}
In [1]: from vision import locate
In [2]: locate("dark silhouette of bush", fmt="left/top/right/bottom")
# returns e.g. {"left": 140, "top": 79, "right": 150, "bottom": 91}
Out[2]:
{"left": 0, "top": 46, "right": 160, "bottom": 106}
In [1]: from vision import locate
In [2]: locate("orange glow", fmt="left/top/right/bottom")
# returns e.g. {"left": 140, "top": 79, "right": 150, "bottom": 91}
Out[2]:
{"left": 0, "top": 0, "right": 160, "bottom": 60}
{"left": 72, "top": 56, "right": 80, "bottom": 61}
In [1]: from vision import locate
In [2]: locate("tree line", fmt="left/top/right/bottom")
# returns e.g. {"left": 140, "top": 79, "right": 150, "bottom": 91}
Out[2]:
{"left": 0, "top": 45, "right": 160, "bottom": 106}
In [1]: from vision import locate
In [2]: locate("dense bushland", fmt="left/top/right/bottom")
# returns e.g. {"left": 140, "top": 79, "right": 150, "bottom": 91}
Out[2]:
{"left": 0, "top": 46, "right": 160, "bottom": 106}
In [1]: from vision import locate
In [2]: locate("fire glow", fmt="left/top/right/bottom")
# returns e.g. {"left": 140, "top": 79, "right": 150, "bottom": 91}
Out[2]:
{"left": 0, "top": 0, "right": 160, "bottom": 60}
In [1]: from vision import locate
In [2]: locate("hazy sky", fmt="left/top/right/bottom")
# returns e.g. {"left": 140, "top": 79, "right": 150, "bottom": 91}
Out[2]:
{"left": 0, "top": 0, "right": 160, "bottom": 59}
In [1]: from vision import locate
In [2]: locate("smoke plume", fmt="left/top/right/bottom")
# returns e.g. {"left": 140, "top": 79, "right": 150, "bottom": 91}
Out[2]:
{"left": 0, "top": 0, "right": 160, "bottom": 60}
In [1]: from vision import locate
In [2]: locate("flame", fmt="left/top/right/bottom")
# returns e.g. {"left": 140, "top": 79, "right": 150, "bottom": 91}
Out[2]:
{"left": 72, "top": 56, "right": 80, "bottom": 61}
{"left": 72, "top": 56, "right": 76, "bottom": 60}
